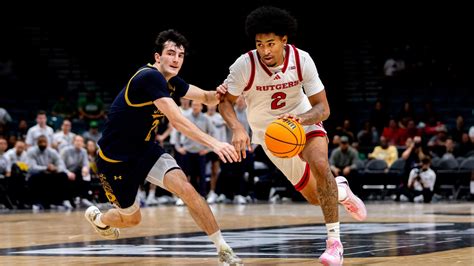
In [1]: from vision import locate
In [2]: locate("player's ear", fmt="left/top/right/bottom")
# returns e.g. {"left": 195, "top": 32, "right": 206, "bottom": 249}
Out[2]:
{"left": 154, "top": 52, "right": 161, "bottom": 63}
{"left": 282, "top": 35, "right": 288, "bottom": 44}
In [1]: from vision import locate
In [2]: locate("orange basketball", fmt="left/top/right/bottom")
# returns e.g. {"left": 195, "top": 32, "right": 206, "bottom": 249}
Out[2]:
{"left": 264, "top": 118, "right": 306, "bottom": 158}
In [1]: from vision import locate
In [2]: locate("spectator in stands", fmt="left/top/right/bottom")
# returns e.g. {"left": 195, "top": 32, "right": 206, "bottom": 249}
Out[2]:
{"left": 25, "top": 110, "right": 54, "bottom": 149}
{"left": 82, "top": 120, "right": 102, "bottom": 143}
{"left": 4, "top": 139, "right": 27, "bottom": 166}
{"left": 4, "top": 140, "right": 28, "bottom": 208}
{"left": 52, "top": 95, "right": 77, "bottom": 121}
{"left": 396, "top": 135, "right": 430, "bottom": 202}
{"left": 457, "top": 132, "right": 474, "bottom": 157}
{"left": 27, "top": 135, "right": 72, "bottom": 210}
{"left": 404, "top": 119, "right": 421, "bottom": 144}
{"left": 397, "top": 101, "right": 415, "bottom": 129}
{"left": 336, "top": 119, "right": 356, "bottom": 143}
{"left": 400, "top": 157, "right": 436, "bottom": 203}
{"left": 175, "top": 101, "right": 215, "bottom": 200}
{"left": 449, "top": 115, "right": 466, "bottom": 143}
{"left": 441, "top": 138, "right": 456, "bottom": 160}
{"left": 169, "top": 97, "right": 192, "bottom": 168}
{"left": 205, "top": 105, "right": 227, "bottom": 204}
{"left": 217, "top": 95, "right": 253, "bottom": 204}
{"left": 427, "top": 125, "right": 448, "bottom": 157}
{"left": 329, "top": 136, "right": 359, "bottom": 178}
{"left": 418, "top": 101, "right": 438, "bottom": 129}
{"left": 13, "top": 119, "right": 28, "bottom": 141}
{"left": 357, "top": 120, "right": 378, "bottom": 147}
{"left": 0, "top": 137, "right": 10, "bottom": 178}
{"left": 382, "top": 118, "right": 406, "bottom": 146}
{"left": 368, "top": 136, "right": 399, "bottom": 167}
{"left": 52, "top": 119, "right": 76, "bottom": 152}
{"left": 370, "top": 100, "right": 389, "bottom": 135}
{"left": 86, "top": 139, "right": 98, "bottom": 178}
{"left": 329, "top": 135, "right": 341, "bottom": 156}
{"left": 78, "top": 90, "right": 106, "bottom": 124}
{"left": 0, "top": 107, "right": 12, "bottom": 126}
{"left": 61, "top": 135, "right": 92, "bottom": 208}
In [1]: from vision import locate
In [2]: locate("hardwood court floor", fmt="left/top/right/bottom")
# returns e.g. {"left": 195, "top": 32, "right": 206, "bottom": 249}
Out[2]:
{"left": 0, "top": 201, "right": 472, "bottom": 265}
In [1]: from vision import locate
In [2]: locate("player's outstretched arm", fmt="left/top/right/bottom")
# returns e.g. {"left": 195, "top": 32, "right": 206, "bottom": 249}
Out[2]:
{"left": 154, "top": 97, "right": 238, "bottom": 163}
{"left": 218, "top": 92, "right": 250, "bottom": 161}
{"left": 183, "top": 85, "right": 223, "bottom": 106}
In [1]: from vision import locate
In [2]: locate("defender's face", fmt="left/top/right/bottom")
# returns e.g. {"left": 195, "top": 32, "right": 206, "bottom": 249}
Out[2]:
{"left": 255, "top": 33, "right": 287, "bottom": 67}
{"left": 156, "top": 41, "right": 185, "bottom": 79}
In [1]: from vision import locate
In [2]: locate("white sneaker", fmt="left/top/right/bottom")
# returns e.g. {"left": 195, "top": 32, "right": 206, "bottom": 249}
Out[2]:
{"left": 146, "top": 195, "right": 159, "bottom": 206}
{"left": 63, "top": 200, "right": 74, "bottom": 210}
{"left": 218, "top": 246, "right": 243, "bottom": 266}
{"left": 175, "top": 198, "right": 185, "bottom": 206}
{"left": 81, "top": 198, "right": 94, "bottom": 207}
{"left": 207, "top": 190, "right": 218, "bottom": 204}
{"left": 84, "top": 206, "right": 120, "bottom": 240}
{"left": 216, "top": 194, "right": 227, "bottom": 203}
{"left": 157, "top": 195, "right": 172, "bottom": 204}
{"left": 414, "top": 195, "right": 424, "bottom": 203}
{"left": 234, "top": 195, "right": 247, "bottom": 205}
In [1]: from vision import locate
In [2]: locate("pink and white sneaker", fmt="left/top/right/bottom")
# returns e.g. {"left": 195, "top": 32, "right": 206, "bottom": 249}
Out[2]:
{"left": 336, "top": 176, "right": 367, "bottom": 221}
{"left": 319, "top": 237, "right": 344, "bottom": 266}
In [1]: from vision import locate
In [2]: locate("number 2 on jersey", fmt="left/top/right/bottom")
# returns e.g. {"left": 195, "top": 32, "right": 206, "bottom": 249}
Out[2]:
{"left": 271, "top": 92, "right": 287, "bottom": 109}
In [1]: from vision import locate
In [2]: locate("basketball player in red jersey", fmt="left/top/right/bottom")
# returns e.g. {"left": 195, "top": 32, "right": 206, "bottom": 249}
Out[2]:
{"left": 219, "top": 6, "right": 367, "bottom": 265}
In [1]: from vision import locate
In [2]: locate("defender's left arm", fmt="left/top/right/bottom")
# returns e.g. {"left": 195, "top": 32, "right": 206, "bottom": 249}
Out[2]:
{"left": 184, "top": 85, "right": 224, "bottom": 106}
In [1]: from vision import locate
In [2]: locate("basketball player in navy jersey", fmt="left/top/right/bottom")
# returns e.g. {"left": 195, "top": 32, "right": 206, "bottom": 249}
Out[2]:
{"left": 219, "top": 6, "right": 367, "bottom": 265}
{"left": 84, "top": 29, "right": 242, "bottom": 265}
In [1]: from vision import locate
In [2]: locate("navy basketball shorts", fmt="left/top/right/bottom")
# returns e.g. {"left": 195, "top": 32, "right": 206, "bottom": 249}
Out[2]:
{"left": 96, "top": 144, "right": 179, "bottom": 209}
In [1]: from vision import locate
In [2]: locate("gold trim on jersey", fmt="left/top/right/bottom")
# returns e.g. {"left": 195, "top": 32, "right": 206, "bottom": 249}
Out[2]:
{"left": 125, "top": 67, "right": 154, "bottom": 107}
{"left": 99, "top": 149, "right": 122, "bottom": 163}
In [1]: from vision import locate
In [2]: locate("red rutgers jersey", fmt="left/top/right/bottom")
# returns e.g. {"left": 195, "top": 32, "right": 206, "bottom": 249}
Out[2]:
{"left": 226, "top": 44, "right": 326, "bottom": 145}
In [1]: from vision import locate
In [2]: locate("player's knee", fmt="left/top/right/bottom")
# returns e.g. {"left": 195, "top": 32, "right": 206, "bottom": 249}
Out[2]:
{"left": 310, "top": 157, "right": 329, "bottom": 176}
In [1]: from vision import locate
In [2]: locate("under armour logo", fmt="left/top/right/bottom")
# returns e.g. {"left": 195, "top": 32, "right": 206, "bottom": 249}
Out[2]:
{"left": 273, "top": 74, "right": 281, "bottom": 80}
{"left": 114, "top": 175, "right": 122, "bottom": 180}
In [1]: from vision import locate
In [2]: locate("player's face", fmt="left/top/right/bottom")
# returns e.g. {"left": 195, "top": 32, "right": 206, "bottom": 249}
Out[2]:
{"left": 255, "top": 33, "right": 287, "bottom": 67}
{"left": 156, "top": 41, "right": 185, "bottom": 79}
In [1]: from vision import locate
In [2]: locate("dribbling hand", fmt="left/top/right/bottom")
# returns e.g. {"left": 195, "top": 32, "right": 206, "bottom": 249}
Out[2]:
{"left": 278, "top": 113, "right": 302, "bottom": 123}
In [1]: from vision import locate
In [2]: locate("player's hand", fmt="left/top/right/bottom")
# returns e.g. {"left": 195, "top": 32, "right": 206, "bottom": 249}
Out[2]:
{"left": 215, "top": 83, "right": 228, "bottom": 102}
{"left": 212, "top": 141, "right": 239, "bottom": 163}
{"left": 278, "top": 113, "right": 302, "bottom": 123}
{"left": 232, "top": 127, "right": 252, "bottom": 161}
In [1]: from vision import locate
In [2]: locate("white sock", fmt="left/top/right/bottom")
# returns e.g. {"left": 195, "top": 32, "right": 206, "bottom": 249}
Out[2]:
{"left": 337, "top": 184, "right": 348, "bottom": 202}
{"left": 209, "top": 230, "right": 230, "bottom": 251}
{"left": 326, "top": 222, "right": 340, "bottom": 241}
{"left": 470, "top": 181, "right": 474, "bottom": 194}
{"left": 94, "top": 213, "right": 108, "bottom": 228}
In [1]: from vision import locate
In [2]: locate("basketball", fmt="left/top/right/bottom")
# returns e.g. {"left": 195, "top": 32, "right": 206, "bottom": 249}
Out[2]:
{"left": 264, "top": 118, "right": 306, "bottom": 158}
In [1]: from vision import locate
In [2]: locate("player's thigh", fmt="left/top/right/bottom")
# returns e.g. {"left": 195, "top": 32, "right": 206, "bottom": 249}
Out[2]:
{"left": 261, "top": 142, "right": 307, "bottom": 186}
{"left": 96, "top": 158, "right": 141, "bottom": 209}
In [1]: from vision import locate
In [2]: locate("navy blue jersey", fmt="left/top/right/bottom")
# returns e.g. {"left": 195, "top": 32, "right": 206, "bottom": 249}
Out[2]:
{"left": 98, "top": 64, "right": 189, "bottom": 161}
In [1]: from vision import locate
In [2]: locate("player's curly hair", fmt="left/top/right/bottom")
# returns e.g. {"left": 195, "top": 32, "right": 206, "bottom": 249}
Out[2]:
{"left": 154, "top": 29, "right": 189, "bottom": 54}
{"left": 245, "top": 6, "right": 297, "bottom": 40}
